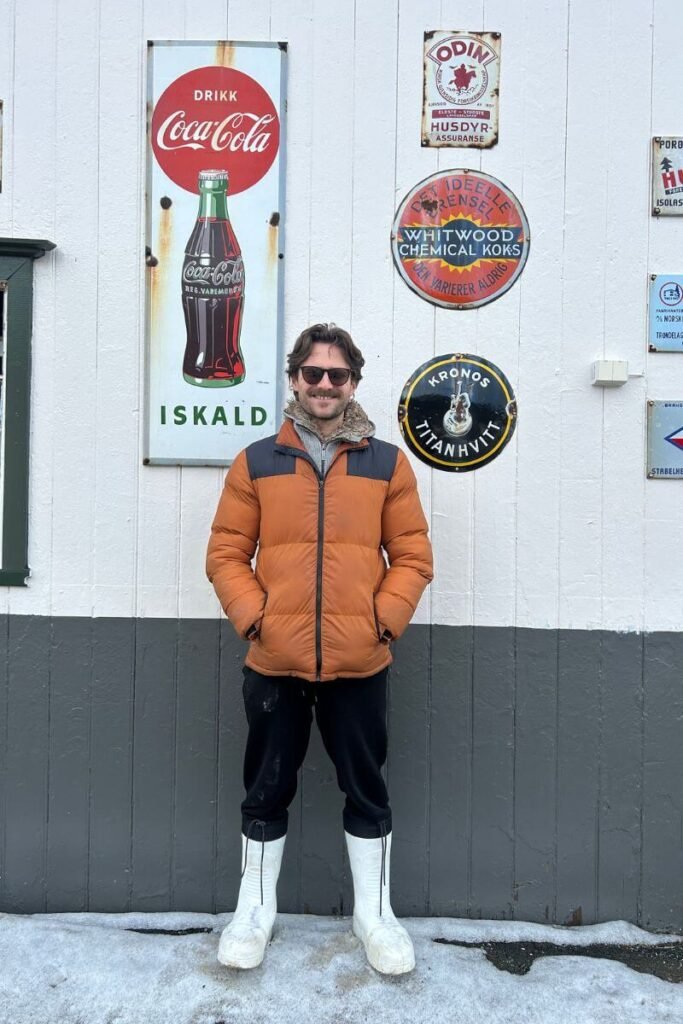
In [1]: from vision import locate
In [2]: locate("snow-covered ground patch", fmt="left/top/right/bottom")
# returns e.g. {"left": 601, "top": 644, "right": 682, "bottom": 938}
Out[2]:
{"left": 0, "top": 911, "right": 681, "bottom": 1024}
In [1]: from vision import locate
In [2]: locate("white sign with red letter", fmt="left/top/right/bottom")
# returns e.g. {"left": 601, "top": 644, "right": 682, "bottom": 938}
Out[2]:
{"left": 422, "top": 31, "right": 501, "bottom": 149}
{"left": 652, "top": 137, "right": 683, "bottom": 216}
{"left": 146, "top": 41, "right": 287, "bottom": 465}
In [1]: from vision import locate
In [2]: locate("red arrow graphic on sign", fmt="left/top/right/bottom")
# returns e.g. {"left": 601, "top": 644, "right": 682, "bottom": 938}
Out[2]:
{"left": 664, "top": 425, "right": 683, "bottom": 451}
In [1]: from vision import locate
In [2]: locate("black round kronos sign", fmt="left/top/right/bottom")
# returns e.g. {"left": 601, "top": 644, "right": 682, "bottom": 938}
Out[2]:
{"left": 398, "top": 353, "right": 517, "bottom": 472}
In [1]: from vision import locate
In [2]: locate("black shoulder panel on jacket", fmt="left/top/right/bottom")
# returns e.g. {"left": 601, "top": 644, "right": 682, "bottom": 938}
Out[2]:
{"left": 346, "top": 437, "right": 398, "bottom": 481}
{"left": 246, "top": 436, "right": 297, "bottom": 480}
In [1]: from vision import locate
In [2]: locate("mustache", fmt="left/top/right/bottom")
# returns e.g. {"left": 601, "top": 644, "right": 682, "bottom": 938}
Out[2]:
{"left": 310, "top": 390, "right": 341, "bottom": 398}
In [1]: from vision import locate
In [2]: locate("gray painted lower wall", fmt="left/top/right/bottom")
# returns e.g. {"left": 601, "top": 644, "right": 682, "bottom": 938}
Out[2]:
{"left": 0, "top": 617, "right": 681, "bottom": 931}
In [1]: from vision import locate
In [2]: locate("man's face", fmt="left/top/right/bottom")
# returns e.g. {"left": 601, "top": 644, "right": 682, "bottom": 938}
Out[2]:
{"left": 292, "top": 342, "right": 357, "bottom": 427}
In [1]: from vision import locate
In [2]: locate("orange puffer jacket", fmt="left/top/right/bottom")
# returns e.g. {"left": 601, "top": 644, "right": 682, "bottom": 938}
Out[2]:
{"left": 206, "top": 418, "right": 433, "bottom": 682}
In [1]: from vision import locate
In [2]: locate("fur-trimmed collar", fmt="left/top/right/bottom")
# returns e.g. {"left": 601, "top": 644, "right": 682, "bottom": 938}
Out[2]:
{"left": 284, "top": 397, "right": 376, "bottom": 443}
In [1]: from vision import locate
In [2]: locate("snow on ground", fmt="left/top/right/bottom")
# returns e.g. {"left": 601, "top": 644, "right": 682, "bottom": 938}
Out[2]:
{"left": 0, "top": 911, "right": 681, "bottom": 1024}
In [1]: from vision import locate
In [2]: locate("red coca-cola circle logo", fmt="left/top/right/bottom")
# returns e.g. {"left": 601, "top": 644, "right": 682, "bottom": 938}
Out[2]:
{"left": 151, "top": 66, "right": 280, "bottom": 195}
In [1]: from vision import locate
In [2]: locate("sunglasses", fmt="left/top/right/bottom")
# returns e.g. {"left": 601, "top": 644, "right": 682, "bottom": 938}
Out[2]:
{"left": 299, "top": 365, "right": 352, "bottom": 386}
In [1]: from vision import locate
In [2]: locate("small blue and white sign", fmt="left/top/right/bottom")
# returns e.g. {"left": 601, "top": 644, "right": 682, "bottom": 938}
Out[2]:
{"left": 647, "top": 400, "right": 683, "bottom": 478}
{"left": 648, "top": 274, "right": 683, "bottom": 351}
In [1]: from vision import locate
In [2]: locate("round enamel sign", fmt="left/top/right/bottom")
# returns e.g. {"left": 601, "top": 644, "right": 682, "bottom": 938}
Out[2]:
{"left": 391, "top": 170, "right": 530, "bottom": 308}
{"left": 398, "top": 354, "right": 517, "bottom": 472}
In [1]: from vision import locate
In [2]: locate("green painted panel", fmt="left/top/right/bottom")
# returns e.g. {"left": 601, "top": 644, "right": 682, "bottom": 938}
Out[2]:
{"left": 1, "top": 256, "right": 32, "bottom": 584}
{"left": 0, "top": 240, "right": 55, "bottom": 585}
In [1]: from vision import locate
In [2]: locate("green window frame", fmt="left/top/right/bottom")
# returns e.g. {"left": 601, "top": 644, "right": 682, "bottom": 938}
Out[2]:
{"left": 0, "top": 238, "right": 55, "bottom": 586}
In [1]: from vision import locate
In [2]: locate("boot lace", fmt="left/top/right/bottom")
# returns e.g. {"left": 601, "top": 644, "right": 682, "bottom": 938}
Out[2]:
{"left": 242, "top": 819, "right": 267, "bottom": 905}
{"left": 379, "top": 820, "right": 388, "bottom": 917}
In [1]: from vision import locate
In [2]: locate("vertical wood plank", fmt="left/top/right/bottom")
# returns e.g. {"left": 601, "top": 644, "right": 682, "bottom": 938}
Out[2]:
{"left": 0, "top": 614, "right": 8, "bottom": 906}
{"left": 428, "top": 624, "right": 473, "bottom": 916}
{"left": 598, "top": 630, "right": 643, "bottom": 923}
{"left": 556, "top": 629, "right": 601, "bottom": 924}
{"left": 215, "top": 620, "right": 249, "bottom": 911}
{"left": 469, "top": 626, "right": 515, "bottom": 918}
{"left": 136, "top": 0, "right": 185, "bottom": 621}
{"left": 641, "top": 632, "right": 683, "bottom": 930}
{"left": 94, "top": 0, "right": 145, "bottom": 619}
{"left": 514, "top": 628, "right": 557, "bottom": 922}
{"left": 269, "top": 0, "right": 312, "bottom": 366}
{"left": 0, "top": 0, "right": 15, "bottom": 235}
{"left": 600, "top": 0, "right": 650, "bottom": 634}
{"left": 173, "top": 618, "right": 221, "bottom": 910}
{"left": 46, "top": 618, "right": 91, "bottom": 911}
{"left": 558, "top": 0, "right": 610, "bottom": 634}
{"left": 644, "top": 0, "right": 683, "bottom": 638}
{"left": 387, "top": 625, "right": 430, "bottom": 915}
{"left": 471, "top": 0, "right": 521, "bottom": 638}
{"left": 4, "top": 616, "right": 51, "bottom": 911}
{"left": 303, "top": 0, "right": 354, "bottom": 323}
{"left": 513, "top": 0, "right": 568, "bottom": 633}
{"left": 227, "top": 0, "right": 272, "bottom": 39}
{"left": 89, "top": 617, "right": 136, "bottom": 911}
{"left": 48, "top": 0, "right": 100, "bottom": 619}
{"left": 185, "top": 0, "right": 227, "bottom": 38}
{"left": 6, "top": 0, "right": 57, "bottom": 617}
{"left": 131, "top": 618, "right": 177, "bottom": 909}
{"left": 349, "top": 0, "right": 400, "bottom": 443}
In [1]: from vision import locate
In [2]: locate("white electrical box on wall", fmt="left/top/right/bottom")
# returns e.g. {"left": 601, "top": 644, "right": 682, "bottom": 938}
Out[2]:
{"left": 591, "top": 360, "right": 629, "bottom": 387}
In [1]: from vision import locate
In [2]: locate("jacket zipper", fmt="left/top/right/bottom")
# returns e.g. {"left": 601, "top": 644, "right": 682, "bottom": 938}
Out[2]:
{"left": 315, "top": 443, "right": 328, "bottom": 679}
{"left": 315, "top": 475, "right": 325, "bottom": 679}
{"left": 275, "top": 440, "right": 362, "bottom": 682}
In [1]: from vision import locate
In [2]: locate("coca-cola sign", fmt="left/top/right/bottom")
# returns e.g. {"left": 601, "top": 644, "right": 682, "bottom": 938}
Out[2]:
{"left": 182, "top": 258, "right": 244, "bottom": 290}
{"left": 145, "top": 41, "right": 286, "bottom": 466}
{"left": 152, "top": 66, "right": 280, "bottom": 195}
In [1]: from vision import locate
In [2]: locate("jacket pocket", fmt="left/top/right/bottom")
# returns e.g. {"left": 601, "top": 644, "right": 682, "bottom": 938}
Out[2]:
{"left": 373, "top": 602, "right": 383, "bottom": 643}
{"left": 251, "top": 591, "right": 268, "bottom": 641}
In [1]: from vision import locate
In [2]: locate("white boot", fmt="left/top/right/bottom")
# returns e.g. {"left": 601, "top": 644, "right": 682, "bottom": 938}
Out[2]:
{"left": 217, "top": 832, "right": 285, "bottom": 969}
{"left": 345, "top": 830, "right": 415, "bottom": 975}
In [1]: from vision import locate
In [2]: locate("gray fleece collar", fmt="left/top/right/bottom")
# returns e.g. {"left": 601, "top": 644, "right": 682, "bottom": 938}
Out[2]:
{"left": 284, "top": 397, "right": 376, "bottom": 443}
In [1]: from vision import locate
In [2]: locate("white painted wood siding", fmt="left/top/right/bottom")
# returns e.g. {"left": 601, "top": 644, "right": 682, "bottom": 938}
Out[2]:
{"left": 0, "top": 0, "right": 680, "bottom": 631}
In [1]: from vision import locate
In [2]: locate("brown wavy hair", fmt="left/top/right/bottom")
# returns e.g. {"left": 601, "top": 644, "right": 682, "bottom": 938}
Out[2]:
{"left": 286, "top": 323, "right": 365, "bottom": 382}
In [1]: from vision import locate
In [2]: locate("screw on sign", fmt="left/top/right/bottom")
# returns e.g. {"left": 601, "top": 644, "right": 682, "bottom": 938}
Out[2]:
{"left": 398, "top": 353, "right": 517, "bottom": 472}
{"left": 391, "top": 170, "right": 530, "bottom": 309}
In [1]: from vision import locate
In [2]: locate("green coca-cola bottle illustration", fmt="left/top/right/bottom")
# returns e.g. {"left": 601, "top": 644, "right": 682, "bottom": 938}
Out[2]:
{"left": 181, "top": 170, "right": 245, "bottom": 387}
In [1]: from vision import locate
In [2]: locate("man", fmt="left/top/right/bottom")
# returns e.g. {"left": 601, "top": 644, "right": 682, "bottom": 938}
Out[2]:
{"left": 206, "top": 323, "right": 433, "bottom": 974}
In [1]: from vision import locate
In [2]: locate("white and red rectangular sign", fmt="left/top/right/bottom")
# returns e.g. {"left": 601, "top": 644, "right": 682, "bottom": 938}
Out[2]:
{"left": 422, "top": 31, "right": 501, "bottom": 149}
{"left": 145, "top": 41, "right": 287, "bottom": 464}
{"left": 652, "top": 136, "right": 683, "bottom": 216}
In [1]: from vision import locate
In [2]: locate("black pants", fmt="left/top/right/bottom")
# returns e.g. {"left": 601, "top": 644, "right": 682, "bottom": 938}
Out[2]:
{"left": 241, "top": 665, "right": 392, "bottom": 841}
